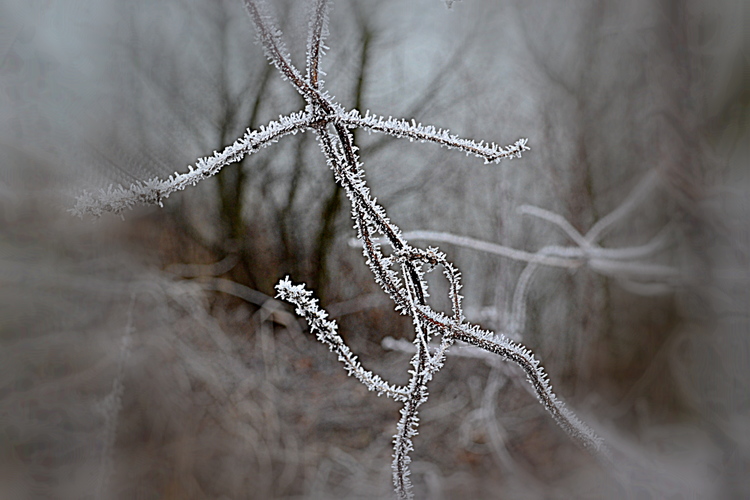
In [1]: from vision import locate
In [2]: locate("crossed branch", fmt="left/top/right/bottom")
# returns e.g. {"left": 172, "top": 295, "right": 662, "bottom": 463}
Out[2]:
{"left": 73, "top": 1, "right": 606, "bottom": 498}
{"left": 363, "top": 169, "right": 678, "bottom": 337}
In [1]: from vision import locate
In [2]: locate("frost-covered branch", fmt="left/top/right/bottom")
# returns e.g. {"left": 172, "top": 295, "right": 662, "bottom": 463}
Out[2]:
{"left": 306, "top": 0, "right": 331, "bottom": 89}
{"left": 310, "top": 100, "right": 605, "bottom": 497}
{"left": 381, "top": 333, "right": 605, "bottom": 455}
{"left": 275, "top": 278, "right": 409, "bottom": 401}
{"left": 242, "top": 0, "right": 311, "bottom": 99}
{"left": 337, "top": 109, "right": 530, "bottom": 163}
{"left": 381, "top": 299, "right": 609, "bottom": 457}
{"left": 73, "top": 2, "right": 609, "bottom": 498}
{"left": 451, "top": 327, "right": 607, "bottom": 456}
{"left": 73, "top": 111, "right": 313, "bottom": 217}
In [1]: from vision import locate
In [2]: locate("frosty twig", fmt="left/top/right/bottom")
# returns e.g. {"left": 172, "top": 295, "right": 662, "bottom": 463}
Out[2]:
{"left": 74, "top": 1, "right": 608, "bottom": 498}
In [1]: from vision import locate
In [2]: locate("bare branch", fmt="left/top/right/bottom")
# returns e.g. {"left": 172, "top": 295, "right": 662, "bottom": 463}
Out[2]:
{"left": 585, "top": 170, "right": 660, "bottom": 243}
{"left": 518, "top": 204, "right": 590, "bottom": 248}
{"left": 387, "top": 230, "right": 582, "bottom": 268}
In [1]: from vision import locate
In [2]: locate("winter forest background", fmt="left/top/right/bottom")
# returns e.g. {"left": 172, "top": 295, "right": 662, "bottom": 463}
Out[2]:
{"left": 1, "top": 0, "right": 748, "bottom": 498}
